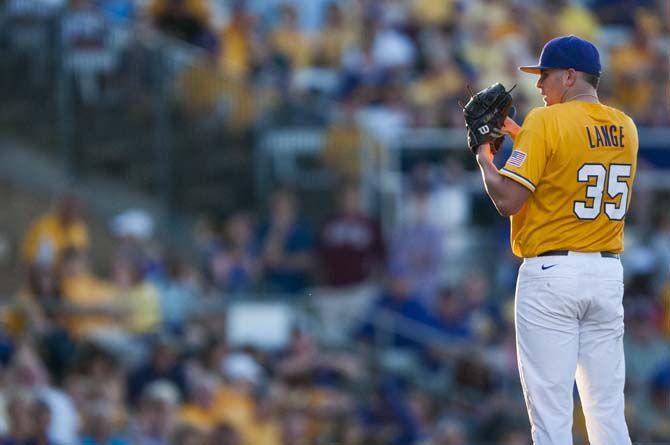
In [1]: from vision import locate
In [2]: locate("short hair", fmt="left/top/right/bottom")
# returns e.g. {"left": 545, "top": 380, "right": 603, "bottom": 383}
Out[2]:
{"left": 581, "top": 72, "right": 600, "bottom": 89}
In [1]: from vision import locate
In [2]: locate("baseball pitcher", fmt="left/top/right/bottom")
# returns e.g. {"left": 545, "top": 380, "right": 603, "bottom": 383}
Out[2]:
{"left": 463, "top": 35, "right": 638, "bottom": 444}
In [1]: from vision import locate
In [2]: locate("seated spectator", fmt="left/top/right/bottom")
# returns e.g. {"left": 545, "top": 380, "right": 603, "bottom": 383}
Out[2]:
{"left": 429, "top": 287, "right": 473, "bottom": 342}
{"left": 255, "top": 189, "right": 314, "bottom": 294}
{"left": 409, "top": 55, "right": 467, "bottom": 127}
{"left": 3, "top": 264, "right": 55, "bottom": 336}
{"left": 429, "top": 417, "right": 469, "bottom": 445}
{"left": 313, "top": 3, "right": 356, "bottom": 68}
{"left": 358, "top": 378, "right": 419, "bottom": 445}
{"left": 392, "top": 180, "right": 445, "bottom": 305}
{"left": 321, "top": 100, "right": 383, "bottom": 179}
{"left": 29, "top": 399, "right": 58, "bottom": 445}
{"left": 357, "top": 270, "right": 433, "bottom": 349}
{"left": 318, "top": 183, "right": 385, "bottom": 288}
{"left": 112, "top": 254, "right": 161, "bottom": 336}
{"left": 624, "top": 301, "right": 670, "bottom": 394}
{"left": 628, "top": 360, "right": 670, "bottom": 441}
{"left": 127, "top": 339, "right": 187, "bottom": 406}
{"left": 279, "top": 414, "right": 309, "bottom": 445}
{"left": 179, "top": 374, "right": 219, "bottom": 432}
{"left": 239, "top": 388, "right": 281, "bottom": 445}
{"left": 59, "top": 249, "right": 122, "bottom": 340}
{"left": 276, "top": 327, "right": 361, "bottom": 386}
{"left": 208, "top": 422, "right": 242, "bottom": 445}
{"left": 79, "top": 398, "right": 130, "bottom": 445}
{"left": 66, "top": 347, "right": 125, "bottom": 425}
{"left": 22, "top": 193, "right": 89, "bottom": 269}
{"left": 129, "top": 381, "right": 180, "bottom": 445}
{"left": 5, "top": 342, "right": 80, "bottom": 445}
{"left": 218, "top": 2, "right": 259, "bottom": 79}
{"left": 460, "top": 273, "right": 502, "bottom": 345}
{"left": 608, "top": 11, "right": 658, "bottom": 119}
{"left": 155, "top": 256, "right": 201, "bottom": 334}
{"left": 0, "top": 391, "right": 33, "bottom": 444}
{"left": 209, "top": 211, "right": 258, "bottom": 294}
{"left": 269, "top": 4, "right": 312, "bottom": 70}
{"left": 61, "top": 0, "right": 120, "bottom": 103}
{"left": 172, "top": 424, "right": 206, "bottom": 445}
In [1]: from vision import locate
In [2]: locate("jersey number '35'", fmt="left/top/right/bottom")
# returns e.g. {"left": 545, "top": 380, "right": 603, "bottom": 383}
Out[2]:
{"left": 573, "top": 163, "right": 632, "bottom": 221}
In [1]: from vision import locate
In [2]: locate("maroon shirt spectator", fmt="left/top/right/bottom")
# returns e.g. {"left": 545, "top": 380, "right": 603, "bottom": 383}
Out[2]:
{"left": 319, "top": 185, "right": 385, "bottom": 287}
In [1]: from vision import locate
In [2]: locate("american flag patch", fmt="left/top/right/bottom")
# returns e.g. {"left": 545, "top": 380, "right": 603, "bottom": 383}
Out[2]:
{"left": 507, "top": 150, "right": 527, "bottom": 167}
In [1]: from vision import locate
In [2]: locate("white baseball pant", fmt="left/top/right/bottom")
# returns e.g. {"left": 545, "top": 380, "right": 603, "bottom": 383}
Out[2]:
{"left": 515, "top": 251, "right": 631, "bottom": 445}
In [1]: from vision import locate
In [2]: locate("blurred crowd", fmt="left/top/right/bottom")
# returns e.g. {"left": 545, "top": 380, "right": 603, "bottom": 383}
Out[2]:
{"left": 2, "top": 0, "right": 670, "bottom": 444}
{"left": 4, "top": 0, "right": 670, "bottom": 135}
{"left": 1, "top": 175, "right": 669, "bottom": 445}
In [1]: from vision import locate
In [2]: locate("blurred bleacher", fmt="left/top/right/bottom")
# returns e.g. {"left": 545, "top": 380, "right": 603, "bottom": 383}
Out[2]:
{"left": 0, "top": 0, "right": 669, "bottom": 444}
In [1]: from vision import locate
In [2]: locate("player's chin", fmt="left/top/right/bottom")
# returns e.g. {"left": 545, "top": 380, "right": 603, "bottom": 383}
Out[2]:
{"left": 543, "top": 96, "right": 556, "bottom": 106}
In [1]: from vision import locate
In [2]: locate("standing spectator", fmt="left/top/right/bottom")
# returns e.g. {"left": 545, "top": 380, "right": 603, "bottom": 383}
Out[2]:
{"left": 318, "top": 184, "right": 385, "bottom": 288}
{"left": 255, "top": 189, "right": 314, "bottom": 294}
{"left": 22, "top": 193, "right": 89, "bottom": 268}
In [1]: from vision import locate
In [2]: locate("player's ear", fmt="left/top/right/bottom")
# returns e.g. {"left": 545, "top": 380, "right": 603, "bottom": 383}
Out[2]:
{"left": 565, "top": 68, "right": 577, "bottom": 87}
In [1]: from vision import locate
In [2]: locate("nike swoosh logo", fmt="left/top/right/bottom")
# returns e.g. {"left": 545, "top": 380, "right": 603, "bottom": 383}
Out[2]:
{"left": 541, "top": 264, "right": 557, "bottom": 270}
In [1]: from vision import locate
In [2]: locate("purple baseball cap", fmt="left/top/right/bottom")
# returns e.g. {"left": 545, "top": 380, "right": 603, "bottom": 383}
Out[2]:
{"left": 519, "top": 35, "right": 601, "bottom": 76}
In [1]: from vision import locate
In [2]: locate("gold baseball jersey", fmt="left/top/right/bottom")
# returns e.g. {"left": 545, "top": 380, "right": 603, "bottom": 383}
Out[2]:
{"left": 499, "top": 101, "right": 638, "bottom": 257}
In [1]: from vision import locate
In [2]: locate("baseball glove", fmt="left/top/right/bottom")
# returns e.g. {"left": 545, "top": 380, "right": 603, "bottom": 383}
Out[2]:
{"left": 461, "top": 83, "right": 516, "bottom": 155}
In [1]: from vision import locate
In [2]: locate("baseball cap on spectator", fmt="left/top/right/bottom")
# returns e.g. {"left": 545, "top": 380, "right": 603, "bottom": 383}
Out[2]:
{"left": 222, "top": 352, "right": 264, "bottom": 385}
{"left": 143, "top": 380, "right": 180, "bottom": 405}
{"left": 519, "top": 35, "right": 601, "bottom": 76}
{"left": 110, "top": 209, "right": 154, "bottom": 240}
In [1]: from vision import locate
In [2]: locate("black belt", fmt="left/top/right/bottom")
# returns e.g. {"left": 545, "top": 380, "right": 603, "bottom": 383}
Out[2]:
{"left": 538, "top": 250, "right": 619, "bottom": 259}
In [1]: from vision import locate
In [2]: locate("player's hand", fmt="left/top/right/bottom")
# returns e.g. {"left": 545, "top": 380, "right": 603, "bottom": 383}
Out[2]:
{"left": 475, "top": 143, "right": 494, "bottom": 161}
{"left": 493, "top": 117, "right": 521, "bottom": 140}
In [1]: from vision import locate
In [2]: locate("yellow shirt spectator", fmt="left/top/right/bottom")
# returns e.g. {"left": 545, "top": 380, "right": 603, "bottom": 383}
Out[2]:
{"left": 313, "top": 3, "right": 356, "bottom": 68}
{"left": 180, "top": 403, "right": 217, "bottom": 432}
{"left": 240, "top": 417, "right": 281, "bottom": 445}
{"left": 270, "top": 5, "right": 312, "bottom": 70}
{"left": 409, "top": 0, "right": 454, "bottom": 26}
{"left": 556, "top": 5, "right": 599, "bottom": 41}
{"left": 180, "top": 383, "right": 254, "bottom": 433}
{"left": 220, "top": 22, "right": 252, "bottom": 79}
{"left": 22, "top": 212, "right": 89, "bottom": 266}
{"left": 121, "top": 281, "right": 161, "bottom": 334}
{"left": 56, "top": 249, "right": 121, "bottom": 339}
